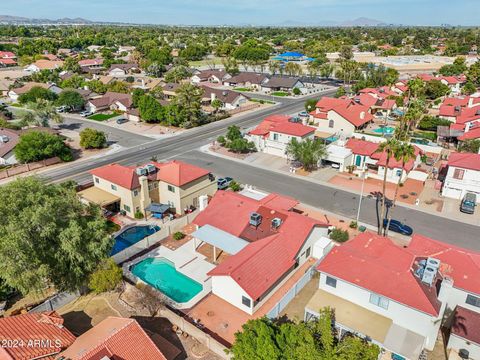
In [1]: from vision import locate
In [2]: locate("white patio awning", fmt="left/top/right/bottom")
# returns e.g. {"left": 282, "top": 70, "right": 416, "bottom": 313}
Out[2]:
{"left": 383, "top": 323, "right": 425, "bottom": 360}
{"left": 192, "top": 224, "right": 249, "bottom": 255}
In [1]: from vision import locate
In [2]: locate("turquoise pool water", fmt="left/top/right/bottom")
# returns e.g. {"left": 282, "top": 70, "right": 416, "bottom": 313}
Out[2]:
{"left": 132, "top": 257, "right": 202, "bottom": 303}
{"left": 373, "top": 126, "right": 395, "bottom": 134}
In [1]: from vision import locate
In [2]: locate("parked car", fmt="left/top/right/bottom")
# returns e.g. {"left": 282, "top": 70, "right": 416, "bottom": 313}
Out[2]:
{"left": 116, "top": 117, "right": 128, "bottom": 124}
{"left": 80, "top": 110, "right": 93, "bottom": 117}
{"left": 55, "top": 105, "right": 68, "bottom": 113}
{"left": 383, "top": 219, "right": 413, "bottom": 236}
{"left": 298, "top": 111, "right": 309, "bottom": 117}
{"left": 460, "top": 193, "right": 477, "bottom": 214}
{"left": 217, "top": 177, "right": 233, "bottom": 190}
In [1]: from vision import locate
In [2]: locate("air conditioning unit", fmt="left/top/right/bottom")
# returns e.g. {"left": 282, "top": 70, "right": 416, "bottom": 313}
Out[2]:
{"left": 250, "top": 212, "right": 262, "bottom": 227}
{"left": 421, "top": 266, "right": 437, "bottom": 286}
{"left": 145, "top": 164, "right": 156, "bottom": 174}
{"left": 135, "top": 167, "right": 147, "bottom": 176}
{"left": 427, "top": 257, "right": 440, "bottom": 269}
{"left": 271, "top": 218, "right": 282, "bottom": 229}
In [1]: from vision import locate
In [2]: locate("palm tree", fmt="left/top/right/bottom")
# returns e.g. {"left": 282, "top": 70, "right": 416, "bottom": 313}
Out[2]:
{"left": 286, "top": 138, "right": 327, "bottom": 171}
{"left": 384, "top": 142, "right": 416, "bottom": 236}
{"left": 269, "top": 61, "right": 280, "bottom": 75}
{"left": 375, "top": 138, "right": 399, "bottom": 235}
{"left": 19, "top": 100, "right": 63, "bottom": 128}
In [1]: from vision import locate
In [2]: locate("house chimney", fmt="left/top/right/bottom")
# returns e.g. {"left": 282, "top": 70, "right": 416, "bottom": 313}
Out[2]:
{"left": 360, "top": 111, "right": 365, "bottom": 120}
{"left": 139, "top": 176, "right": 151, "bottom": 216}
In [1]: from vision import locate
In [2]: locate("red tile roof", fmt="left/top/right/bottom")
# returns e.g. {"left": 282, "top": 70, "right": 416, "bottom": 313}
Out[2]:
{"left": 153, "top": 160, "right": 210, "bottom": 186}
{"left": 249, "top": 115, "right": 315, "bottom": 137}
{"left": 451, "top": 306, "right": 480, "bottom": 344}
{"left": 315, "top": 97, "right": 349, "bottom": 112}
{"left": 196, "top": 191, "right": 328, "bottom": 299}
{"left": 90, "top": 161, "right": 211, "bottom": 189}
{"left": 447, "top": 152, "right": 480, "bottom": 171}
{"left": 59, "top": 317, "right": 166, "bottom": 360}
{"left": 317, "top": 232, "right": 442, "bottom": 316}
{"left": 330, "top": 103, "right": 373, "bottom": 127}
{"left": 406, "top": 234, "right": 480, "bottom": 295}
{"left": 455, "top": 107, "right": 480, "bottom": 125}
{"left": 0, "top": 311, "right": 75, "bottom": 360}
{"left": 458, "top": 127, "right": 480, "bottom": 140}
{"left": 443, "top": 97, "right": 470, "bottom": 108}
{"left": 439, "top": 104, "right": 460, "bottom": 118}
{"left": 0, "top": 58, "right": 16, "bottom": 65}
{"left": 78, "top": 58, "right": 104, "bottom": 67}
{"left": 345, "top": 138, "right": 379, "bottom": 156}
{"left": 0, "top": 51, "right": 15, "bottom": 58}
{"left": 376, "top": 145, "right": 421, "bottom": 172}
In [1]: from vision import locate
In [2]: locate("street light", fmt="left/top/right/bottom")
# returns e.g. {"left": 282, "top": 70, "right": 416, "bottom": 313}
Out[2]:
{"left": 356, "top": 164, "right": 368, "bottom": 225}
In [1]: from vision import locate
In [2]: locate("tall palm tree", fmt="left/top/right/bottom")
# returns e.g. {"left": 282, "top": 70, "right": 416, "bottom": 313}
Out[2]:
{"left": 268, "top": 61, "right": 280, "bottom": 75}
{"left": 384, "top": 142, "right": 417, "bottom": 236}
{"left": 375, "top": 138, "right": 399, "bottom": 235}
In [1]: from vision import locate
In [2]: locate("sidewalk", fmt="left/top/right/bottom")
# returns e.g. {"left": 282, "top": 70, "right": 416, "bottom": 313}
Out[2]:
{"left": 200, "top": 144, "right": 480, "bottom": 228}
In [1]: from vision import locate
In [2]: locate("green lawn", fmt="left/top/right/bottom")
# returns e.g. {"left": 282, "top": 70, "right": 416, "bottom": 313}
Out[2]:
{"left": 105, "top": 220, "right": 121, "bottom": 234}
{"left": 271, "top": 91, "right": 290, "bottom": 97}
{"left": 234, "top": 87, "right": 250, "bottom": 92}
{"left": 251, "top": 98, "right": 276, "bottom": 105}
{"left": 88, "top": 113, "right": 118, "bottom": 121}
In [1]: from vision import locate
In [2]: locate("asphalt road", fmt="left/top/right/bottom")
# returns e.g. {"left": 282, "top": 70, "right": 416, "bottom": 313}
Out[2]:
{"left": 37, "top": 88, "right": 480, "bottom": 250}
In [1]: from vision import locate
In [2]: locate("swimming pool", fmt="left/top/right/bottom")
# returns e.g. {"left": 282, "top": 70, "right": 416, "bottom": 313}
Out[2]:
{"left": 111, "top": 225, "right": 161, "bottom": 255}
{"left": 132, "top": 257, "right": 203, "bottom": 303}
{"left": 373, "top": 126, "right": 395, "bottom": 135}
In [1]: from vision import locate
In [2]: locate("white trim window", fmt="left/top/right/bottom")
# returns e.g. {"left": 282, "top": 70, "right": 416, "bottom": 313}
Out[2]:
{"left": 369, "top": 293, "right": 389, "bottom": 310}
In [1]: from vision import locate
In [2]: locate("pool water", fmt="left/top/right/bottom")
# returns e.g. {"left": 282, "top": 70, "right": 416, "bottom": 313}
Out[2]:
{"left": 373, "top": 127, "right": 395, "bottom": 134}
{"left": 132, "top": 257, "right": 203, "bottom": 303}
{"left": 111, "top": 225, "right": 161, "bottom": 255}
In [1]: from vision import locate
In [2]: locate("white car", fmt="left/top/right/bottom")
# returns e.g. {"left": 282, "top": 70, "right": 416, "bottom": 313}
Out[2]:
{"left": 80, "top": 110, "right": 93, "bottom": 117}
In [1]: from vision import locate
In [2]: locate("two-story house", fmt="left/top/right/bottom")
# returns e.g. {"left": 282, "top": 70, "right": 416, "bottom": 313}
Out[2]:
{"left": 78, "top": 160, "right": 217, "bottom": 217}
{"left": 306, "top": 232, "right": 480, "bottom": 360}
{"left": 246, "top": 114, "right": 316, "bottom": 158}
{"left": 442, "top": 152, "right": 480, "bottom": 202}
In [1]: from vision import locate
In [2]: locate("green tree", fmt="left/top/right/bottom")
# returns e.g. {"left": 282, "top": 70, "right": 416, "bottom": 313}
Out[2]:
{"left": 222, "top": 57, "right": 240, "bottom": 76}
{"left": 107, "top": 81, "right": 130, "bottom": 94}
{"left": 56, "top": 90, "right": 85, "bottom": 110}
{"left": 19, "top": 99, "right": 63, "bottom": 127}
{"left": 172, "top": 83, "right": 204, "bottom": 127}
{"left": 80, "top": 128, "right": 107, "bottom": 149}
{"left": 88, "top": 258, "right": 122, "bottom": 294}
{"left": 439, "top": 56, "right": 467, "bottom": 76}
{"left": 335, "top": 86, "right": 346, "bottom": 98}
{"left": 375, "top": 139, "right": 399, "bottom": 235}
{"left": 14, "top": 131, "right": 72, "bottom": 163}
{"left": 86, "top": 80, "right": 107, "bottom": 94}
{"left": 304, "top": 98, "right": 318, "bottom": 112}
{"left": 62, "top": 57, "right": 80, "bottom": 73}
{"left": 227, "top": 125, "right": 242, "bottom": 141}
{"left": 286, "top": 138, "right": 327, "bottom": 171}
{"left": 459, "top": 139, "right": 480, "bottom": 153}
{"left": 164, "top": 65, "right": 191, "bottom": 83}
{"left": 0, "top": 177, "right": 112, "bottom": 295}
{"left": 462, "top": 81, "right": 477, "bottom": 95}
{"left": 60, "top": 75, "right": 86, "bottom": 89}
{"left": 424, "top": 80, "right": 450, "bottom": 100}
{"left": 138, "top": 94, "right": 164, "bottom": 123}
{"left": 211, "top": 98, "right": 223, "bottom": 113}
{"left": 18, "top": 86, "right": 58, "bottom": 104}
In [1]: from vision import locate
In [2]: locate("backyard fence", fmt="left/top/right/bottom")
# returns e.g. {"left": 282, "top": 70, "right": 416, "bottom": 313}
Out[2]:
{"left": 112, "top": 210, "right": 200, "bottom": 264}
{"left": 0, "top": 157, "right": 61, "bottom": 179}
{"left": 227, "top": 103, "right": 260, "bottom": 115}
{"left": 266, "top": 265, "right": 316, "bottom": 319}
{"left": 28, "top": 291, "right": 80, "bottom": 313}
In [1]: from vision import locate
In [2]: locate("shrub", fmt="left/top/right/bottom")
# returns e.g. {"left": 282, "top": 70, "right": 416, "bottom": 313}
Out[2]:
{"left": 217, "top": 135, "right": 226, "bottom": 146}
{"left": 349, "top": 221, "right": 358, "bottom": 229}
{"left": 56, "top": 90, "right": 85, "bottom": 110}
{"left": 14, "top": 131, "right": 72, "bottom": 163}
{"left": 229, "top": 181, "right": 241, "bottom": 192}
{"left": 292, "top": 87, "right": 301, "bottom": 95}
{"left": 173, "top": 231, "right": 186, "bottom": 241}
{"left": 80, "top": 128, "right": 107, "bottom": 149}
{"left": 134, "top": 210, "right": 144, "bottom": 219}
{"left": 329, "top": 228, "right": 349, "bottom": 242}
{"left": 18, "top": 86, "right": 57, "bottom": 104}
{"left": 88, "top": 259, "right": 122, "bottom": 294}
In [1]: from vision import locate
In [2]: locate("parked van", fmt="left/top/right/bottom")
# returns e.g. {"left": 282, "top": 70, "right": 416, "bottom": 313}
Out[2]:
{"left": 460, "top": 193, "right": 477, "bottom": 214}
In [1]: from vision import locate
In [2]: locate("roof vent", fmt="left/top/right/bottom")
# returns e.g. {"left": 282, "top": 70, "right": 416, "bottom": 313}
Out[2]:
{"left": 135, "top": 167, "right": 148, "bottom": 176}
{"left": 476, "top": 109, "right": 480, "bottom": 116}
{"left": 421, "top": 266, "right": 437, "bottom": 286}
{"left": 454, "top": 106, "right": 461, "bottom": 112}
{"left": 145, "top": 164, "right": 157, "bottom": 174}
{"left": 271, "top": 218, "right": 282, "bottom": 229}
{"left": 0, "top": 135, "right": 9, "bottom": 143}
{"left": 354, "top": 98, "right": 360, "bottom": 103}
{"left": 250, "top": 212, "right": 262, "bottom": 227}
{"left": 222, "top": 91, "right": 228, "bottom": 96}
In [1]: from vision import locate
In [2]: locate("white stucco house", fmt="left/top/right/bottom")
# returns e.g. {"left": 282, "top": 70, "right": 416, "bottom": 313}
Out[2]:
{"left": 246, "top": 114, "right": 316, "bottom": 158}
{"left": 307, "top": 232, "right": 480, "bottom": 360}
{"left": 192, "top": 190, "right": 329, "bottom": 315}
{"left": 442, "top": 152, "right": 480, "bottom": 202}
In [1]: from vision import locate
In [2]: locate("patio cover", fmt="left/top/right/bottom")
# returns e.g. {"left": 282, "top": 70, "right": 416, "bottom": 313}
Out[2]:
{"left": 383, "top": 323, "right": 425, "bottom": 360}
{"left": 77, "top": 187, "right": 120, "bottom": 207}
{"left": 146, "top": 203, "right": 170, "bottom": 214}
{"left": 306, "top": 289, "right": 392, "bottom": 343}
{"left": 192, "top": 224, "right": 249, "bottom": 255}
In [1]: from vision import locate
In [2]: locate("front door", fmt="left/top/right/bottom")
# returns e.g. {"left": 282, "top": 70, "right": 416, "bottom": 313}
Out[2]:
{"left": 355, "top": 155, "right": 362, "bottom": 167}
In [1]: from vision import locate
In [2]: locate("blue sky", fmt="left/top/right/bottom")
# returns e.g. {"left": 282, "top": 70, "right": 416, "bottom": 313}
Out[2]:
{"left": 3, "top": 0, "right": 480, "bottom": 25}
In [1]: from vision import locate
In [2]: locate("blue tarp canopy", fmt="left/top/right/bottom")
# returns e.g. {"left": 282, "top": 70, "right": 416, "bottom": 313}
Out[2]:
{"left": 279, "top": 51, "right": 305, "bottom": 57}
{"left": 192, "top": 224, "right": 249, "bottom": 255}
{"left": 146, "top": 203, "right": 170, "bottom": 214}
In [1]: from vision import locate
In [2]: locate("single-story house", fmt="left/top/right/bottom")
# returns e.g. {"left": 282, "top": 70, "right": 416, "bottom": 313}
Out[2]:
{"left": 201, "top": 86, "right": 248, "bottom": 110}
{"left": 223, "top": 72, "right": 268, "bottom": 90}
{"left": 261, "top": 76, "right": 304, "bottom": 92}
{"left": 8, "top": 82, "right": 62, "bottom": 101}
{"left": 108, "top": 63, "right": 139, "bottom": 77}
{"left": 191, "top": 69, "right": 231, "bottom": 84}
{"left": 0, "top": 128, "right": 20, "bottom": 165}
{"left": 25, "top": 59, "right": 64, "bottom": 72}
{"left": 87, "top": 91, "right": 133, "bottom": 113}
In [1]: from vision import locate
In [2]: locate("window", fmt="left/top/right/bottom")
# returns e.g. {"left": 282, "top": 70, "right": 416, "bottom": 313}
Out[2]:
{"left": 168, "top": 185, "right": 175, "bottom": 193}
{"left": 326, "top": 276, "right": 337, "bottom": 288}
{"left": 396, "top": 169, "right": 402, "bottom": 177}
{"left": 133, "top": 190, "right": 139, "bottom": 196}
{"left": 111, "top": 184, "right": 117, "bottom": 191}
{"left": 369, "top": 293, "right": 389, "bottom": 309}
{"left": 273, "top": 133, "right": 279, "bottom": 141}
{"left": 328, "top": 120, "right": 334, "bottom": 128}
{"left": 242, "top": 296, "right": 251, "bottom": 307}
{"left": 466, "top": 294, "right": 480, "bottom": 308}
{"left": 123, "top": 205, "right": 131, "bottom": 212}
{"left": 306, "top": 247, "right": 311, "bottom": 258}
{"left": 95, "top": 177, "right": 99, "bottom": 184}
{"left": 453, "top": 169, "right": 465, "bottom": 180}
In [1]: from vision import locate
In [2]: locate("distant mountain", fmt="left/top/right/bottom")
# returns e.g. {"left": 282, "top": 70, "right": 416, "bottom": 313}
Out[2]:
{"left": 339, "top": 17, "right": 387, "bottom": 27}
{"left": 0, "top": 15, "right": 93, "bottom": 25}
{"left": 269, "top": 17, "right": 389, "bottom": 27}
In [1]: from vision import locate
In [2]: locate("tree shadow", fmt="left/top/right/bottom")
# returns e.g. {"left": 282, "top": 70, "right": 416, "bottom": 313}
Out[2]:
{"left": 61, "top": 310, "right": 93, "bottom": 336}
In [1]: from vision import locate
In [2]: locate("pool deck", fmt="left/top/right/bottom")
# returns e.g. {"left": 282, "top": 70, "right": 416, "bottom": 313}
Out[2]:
{"left": 123, "top": 239, "right": 216, "bottom": 309}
